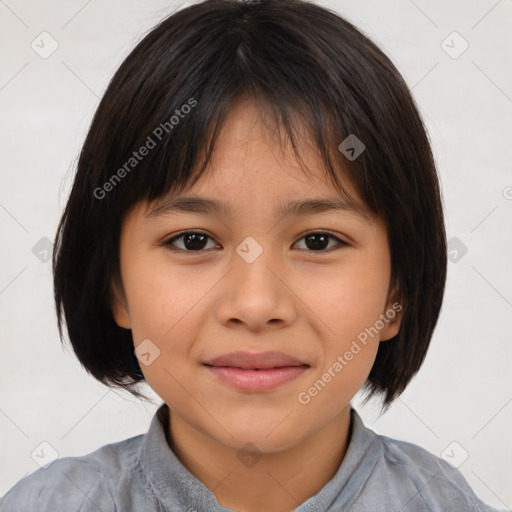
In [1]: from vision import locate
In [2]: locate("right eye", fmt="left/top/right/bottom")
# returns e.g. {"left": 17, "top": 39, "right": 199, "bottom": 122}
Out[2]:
{"left": 163, "top": 231, "right": 220, "bottom": 253}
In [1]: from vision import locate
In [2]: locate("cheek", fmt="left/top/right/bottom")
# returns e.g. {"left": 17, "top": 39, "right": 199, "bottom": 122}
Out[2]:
{"left": 122, "top": 254, "right": 202, "bottom": 338}
{"left": 298, "top": 291, "right": 382, "bottom": 416}
{"left": 294, "top": 253, "right": 389, "bottom": 396}
{"left": 300, "top": 261, "right": 391, "bottom": 337}
{"left": 122, "top": 259, "right": 203, "bottom": 404}
{"left": 121, "top": 256, "right": 215, "bottom": 393}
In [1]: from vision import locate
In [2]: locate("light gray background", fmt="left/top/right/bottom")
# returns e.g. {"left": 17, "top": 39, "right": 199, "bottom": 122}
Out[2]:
{"left": 1, "top": 0, "right": 511, "bottom": 509}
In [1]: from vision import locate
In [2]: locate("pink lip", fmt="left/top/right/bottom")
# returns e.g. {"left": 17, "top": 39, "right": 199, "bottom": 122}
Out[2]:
{"left": 202, "top": 350, "right": 310, "bottom": 392}
{"left": 204, "top": 350, "right": 307, "bottom": 369}
{"left": 204, "top": 365, "right": 309, "bottom": 392}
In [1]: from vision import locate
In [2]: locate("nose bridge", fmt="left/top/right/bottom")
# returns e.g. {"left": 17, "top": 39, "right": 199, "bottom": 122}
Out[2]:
{"left": 233, "top": 233, "right": 280, "bottom": 290}
{"left": 214, "top": 233, "right": 297, "bottom": 329}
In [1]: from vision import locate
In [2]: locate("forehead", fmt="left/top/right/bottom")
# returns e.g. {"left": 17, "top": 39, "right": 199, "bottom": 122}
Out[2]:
{"left": 147, "top": 98, "right": 367, "bottom": 216}
{"left": 203, "top": 98, "right": 327, "bottom": 182}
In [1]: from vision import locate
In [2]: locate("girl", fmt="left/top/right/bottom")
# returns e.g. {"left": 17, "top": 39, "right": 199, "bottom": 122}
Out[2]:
{"left": 1, "top": 1, "right": 502, "bottom": 510}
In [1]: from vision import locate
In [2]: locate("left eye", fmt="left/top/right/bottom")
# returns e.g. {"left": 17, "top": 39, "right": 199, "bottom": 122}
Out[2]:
{"left": 164, "top": 231, "right": 345, "bottom": 253}
{"left": 294, "top": 232, "right": 345, "bottom": 251}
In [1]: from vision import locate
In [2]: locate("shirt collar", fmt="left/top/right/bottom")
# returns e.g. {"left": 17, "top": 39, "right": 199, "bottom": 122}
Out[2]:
{"left": 139, "top": 402, "right": 381, "bottom": 512}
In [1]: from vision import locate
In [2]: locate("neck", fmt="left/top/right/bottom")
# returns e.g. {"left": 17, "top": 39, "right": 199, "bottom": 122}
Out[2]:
{"left": 166, "top": 406, "right": 353, "bottom": 512}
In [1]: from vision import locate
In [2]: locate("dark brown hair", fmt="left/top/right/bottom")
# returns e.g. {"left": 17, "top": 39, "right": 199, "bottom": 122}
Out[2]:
{"left": 53, "top": 0, "right": 447, "bottom": 407}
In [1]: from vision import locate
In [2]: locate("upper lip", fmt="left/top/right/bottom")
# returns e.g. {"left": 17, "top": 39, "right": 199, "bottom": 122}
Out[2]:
{"left": 203, "top": 351, "right": 309, "bottom": 370}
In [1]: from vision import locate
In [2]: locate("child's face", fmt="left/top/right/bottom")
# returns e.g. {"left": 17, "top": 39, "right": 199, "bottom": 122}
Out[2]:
{"left": 112, "top": 98, "right": 401, "bottom": 453}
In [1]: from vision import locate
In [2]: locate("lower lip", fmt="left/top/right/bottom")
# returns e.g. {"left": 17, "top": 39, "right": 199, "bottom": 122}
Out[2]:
{"left": 204, "top": 365, "right": 309, "bottom": 392}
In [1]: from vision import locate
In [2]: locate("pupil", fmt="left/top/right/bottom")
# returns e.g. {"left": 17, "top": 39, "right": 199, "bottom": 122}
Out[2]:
{"left": 185, "top": 233, "right": 207, "bottom": 250}
{"left": 306, "top": 234, "right": 328, "bottom": 250}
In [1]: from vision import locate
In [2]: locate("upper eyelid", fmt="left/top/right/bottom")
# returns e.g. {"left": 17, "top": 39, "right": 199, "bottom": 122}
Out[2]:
{"left": 166, "top": 230, "right": 218, "bottom": 244}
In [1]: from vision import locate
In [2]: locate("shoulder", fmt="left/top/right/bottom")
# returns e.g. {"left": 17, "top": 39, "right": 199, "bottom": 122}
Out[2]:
{"left": 365, "top": 433, "right": 499, "bottom": 511}
{"left": 0, "top": 456, "right": 115, "bottom": 512}
{"left": 0, "top": 434, "right": 145, "bottom": 512}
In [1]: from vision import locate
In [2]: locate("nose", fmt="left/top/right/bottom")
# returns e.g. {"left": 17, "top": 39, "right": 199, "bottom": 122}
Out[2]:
{"left": 214, "top": 241, "right": 298, "bottom": 332}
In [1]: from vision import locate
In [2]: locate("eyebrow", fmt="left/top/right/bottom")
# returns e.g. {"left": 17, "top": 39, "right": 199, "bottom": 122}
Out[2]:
{"left": 145, "top": 195, "right": 372, "bottom": 223}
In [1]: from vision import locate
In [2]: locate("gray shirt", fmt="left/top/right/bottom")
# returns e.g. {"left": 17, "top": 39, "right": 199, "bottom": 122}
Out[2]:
{"left": 0, "top": 404, "right": 501, "bottom": 511}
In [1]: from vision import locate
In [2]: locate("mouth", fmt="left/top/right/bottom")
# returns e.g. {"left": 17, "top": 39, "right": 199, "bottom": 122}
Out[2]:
{"left": 203, "top": 350, "right": 309, "bottom": 370}
{"left": 202, "top": 351, "right": 310, "bottom": 392}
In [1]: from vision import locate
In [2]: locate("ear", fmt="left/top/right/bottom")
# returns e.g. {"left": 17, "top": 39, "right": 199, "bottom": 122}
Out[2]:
{"left": 109, "top": 277, "right": 132, "bottom": 329}
{"left": 379, "top": 284, "right": 404, "bottom": 342}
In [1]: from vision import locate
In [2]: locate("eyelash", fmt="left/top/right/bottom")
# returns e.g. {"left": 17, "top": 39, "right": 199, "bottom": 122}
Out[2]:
{"left": 163, "top": 230, "right": 347, "bottom": 253}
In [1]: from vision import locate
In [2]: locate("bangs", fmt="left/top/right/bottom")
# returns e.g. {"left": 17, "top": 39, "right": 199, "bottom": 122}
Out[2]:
{"left": 95, "top": 35, "right": 377, "bottom": 219}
